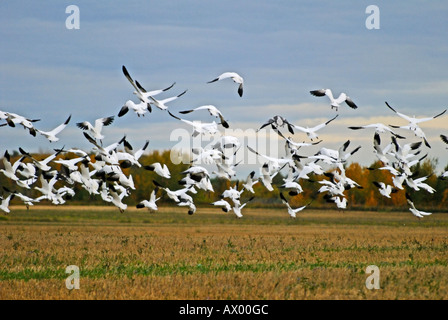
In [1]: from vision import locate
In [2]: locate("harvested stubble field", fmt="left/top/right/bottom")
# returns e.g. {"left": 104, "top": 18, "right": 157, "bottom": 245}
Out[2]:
{"left": 0, "top": 205, "right": 447, "bottom": 300}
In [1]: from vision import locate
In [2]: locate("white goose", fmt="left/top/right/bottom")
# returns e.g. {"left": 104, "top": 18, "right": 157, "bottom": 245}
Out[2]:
{"left": 231, "top": 197, "right": 254, "bottom": 218}
{"left": 144, "top": 162, "right": 171, "bottom": 179}
{"left": 1, "top": 150, "right": 21, "bottom": 181}
{"left": 372, "top": 181, "right": 397, "bottom": 198}
{"left": 149, "top": 90, "right": 187, "bottom": 111}
{"left": 310, "top": 89, "right": 358, "bottom": 111}
{"left": 292, "top": 114, "right": 338, "bottom": 141}
{"left": 153, "top": 180, "right": 193, "bottom": 203}
{"left": 5, "top": 112, "right": 40, "bottom": 136}
{"left": 136, "top": 187, "right": 161, "bottom": 212}
{"left": 19, "top": 148, "right": 61, "bottom": 172}
{"left": 242, "top": 171, "right": 258, "bottom": 194}
{"left": 118, "top": 100, "right": 151, "bottom": 118}
{"left": 211, "top": 198, "right": 232, "bottom": 213}
{"left": 207, "top": 72, "right": 244, "bottom": 97}
{"left": 36, "top": 115, "right": 71, "bottom": 142}
{"left": 405, "top": 193, "right": 432, "bottom": 219}
{"left": 118, "top": 139, "right": 150, "bottom": 168}
{"left": 109, "top": 185, "right": 128, "bottom": 213}
{"left": 348, "top": 122, "right": 405, "bottom": 139}
{"left": 76, "top": 116, "right": 114, "bottom": 143}
{"left": 386, "top": 102, "right": 446, "bottom": 148}
{"left": 280, "top": 192, "right": 310, "bottom": 218}
{"left": 0, "top": 192, "right": 15, "bottom": 214}
{"left": 179, "top": 105, "right": 229, "bottom": 128}
{"left": 167, "top": 111, "right": 219, "bottom": 137}
{"left": 178, "top": 199, "right": 197, "bottom": 215}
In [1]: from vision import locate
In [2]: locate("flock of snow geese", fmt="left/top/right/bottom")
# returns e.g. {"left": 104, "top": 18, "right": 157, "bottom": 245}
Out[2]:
{"left": 1, "top": 65, "right": 447, "bottom": 219}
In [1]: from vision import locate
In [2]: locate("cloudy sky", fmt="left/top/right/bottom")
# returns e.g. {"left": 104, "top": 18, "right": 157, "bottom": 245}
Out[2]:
{"left": 1, "top": 1, "right": 448, "bottom": 177}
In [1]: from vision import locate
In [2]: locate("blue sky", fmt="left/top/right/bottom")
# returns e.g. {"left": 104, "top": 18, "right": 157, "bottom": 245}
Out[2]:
{"left": 1, "top": 1, "right": 448, "bottom": 175}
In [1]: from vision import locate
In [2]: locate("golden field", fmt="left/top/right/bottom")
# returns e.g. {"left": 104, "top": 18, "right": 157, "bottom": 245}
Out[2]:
{"left": 0, "top": 206, "right": 447, "bottom": 300}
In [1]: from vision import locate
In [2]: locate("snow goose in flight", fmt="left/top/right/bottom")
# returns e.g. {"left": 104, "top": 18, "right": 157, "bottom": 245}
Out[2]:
{"left": 122, "top": 65, "right": 148, "bottom": 101}
{"left": 326, "top": 195, "right": 347, "bottom": 210}
{"left": 211, "top": 198, "right": 232, "bottom": 213}
{"left": 386, "top": 101, "right": 446, "bottom": 148}
{"left": 405, "top": 193, "right": 432, "bottom": 219}
{"left": 180, "top": 167, "right": 212, "bottom": 192}
{"left": 405, "top": 174, "right": 435, "bottom": 193}
{"left": 247, "top": 145, "right": 294, "bottom": 172}
{"left": 280, "top": 166, "right": 303, "bottom": 195}
{"left": 323, "top": 165, "right": 362, "bottom": 191}
{"left": 348, "top": 122, "right": 405, "bottom": 139}
{"left": 311, "top": 140, "right": 361, "bottom": 165}
{"left": 36, "top": 115, "right": 71, "bottom": 142}
{"left": 1, "top": 150, "right": 21, "bottom": 181}
{"left": 372, "top": 132, "right": 393, "bottom": 166}
{"left": 118, "top": 100, "right": 151, "bottom": 118}
{"left": 177, "top": 199, "right": 197, "bottom": 215}
{"left": 167, "top": 111, "right": 219, "bottom": 137}
{"left": 0, "top": 191, "right": 15, "bottom": 214}
{"left": 77, "top": 160, "right": 100, "bottom": 195}
{"left": 179, "top": 105, "right": 229, "bottom": 128}
{"left": 291, "top": 157, "right": 325, "bottom": 181}
{"left": 7, "top": 189, "right": 39, "bottom": 209}
{"left": 181, "top": 165, "right": 210, "bottom": 180}
{"left": 280, "top": 192, "right": 311, "bottom": 218}
{"left": 82, "top": 132, "right": 125, "bottom": 166}
{"left": 231, "top": 197, "right": 254, "bottom": 218}
{"left": 4, "top": 112, "right": 40, "bottom": 136}
{"left": 177, "top": 199, "right": 196, "bottom": 216}
{"left": 149, "top": 90, "right": 187, "bottom": 111}
{"left": 440, "top": 134, "right": 448, "bottom": 150}
{"left": 292, "top": 114, "right": 338, "bottom": 141}
{"left": 15, "top": 158, "right": 37, "bottom": 180}
{"left": 257, "top": 115, "right": 295, "bottom": 135}
{"left": 221, "top": 182, "right": 244, "bottom": 206}
{"left": 210, "top": 144, "right": 241, "bottom": 179}
{"left": 398, "top": 153, "right": 428, "bottom": 177}
{"left": 212, "top": 160, "right": 241, "bottom": 180}
{"left": 310, "top": 89, "right": 358, "bottom": 111}
{"left": 258, "top": 162, "right": 281, "bottom": 192}
{"left": 19, "top": 148, "right": 61, "bottom": 172}
{"left": 53, "top": 155, "right": 88, "bottom": 172}
{"left": 136, "top": 187, "right": 161, "bottom": 212}
{"left": 207, "top": 72, "right": 244, "bottom": 97}
{"left": 109, "top": 185, "right": 128, "bottom": 213}
{"left": 122, "top": 65, "right": 175, "bottom": 98}
{"left": 34, "top": 174, "right": 58, "bottom": 202}
{"left": 191, "top": 147, "right": 223, "bottom": 165}
{"left": 120, "top": 65, "right": 154, "bottom": 116}
{"left": 274, "top": 128, "right": 322, "bottom": 151}
{"left": 211, "top": 135, "right": 241, "bottom": 152}
{"left": 241, "top": 171, "right": 258, "bottom": 194}
{"left": 144, "top": 162, "right": 171, "bottom": 179}
{"left": 372, "top": 181, "right": 398, "bottom": 198}
{"left": 133, "top": 77, "right": 176, "bottom": 102}
{"left": 391, "top": 173, "right": 407, "bottom": 191}
{"left": 314, "top": 178, "right": 346, "bottom": 198}
{"left": 153, "top": 180, "right": 193, "bottom": 203}
{"left": 117, "top": 139, "right": 150, "bottom": 168}
{"left": 76, "top": 116, "right": 114, "bottom": 144}
{"left": 388, "top": 136, "right": 422, "bottom": 165}
{"left": 122, "top": 65, "right": 174, "bottom": 102}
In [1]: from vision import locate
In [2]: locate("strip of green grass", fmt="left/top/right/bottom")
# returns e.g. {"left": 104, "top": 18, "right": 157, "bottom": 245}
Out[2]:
{"left": 3, "top": 207, "right": 448, "bottom": 228}
{"left": 1, "top": 259, "right": 446, "bottom": 281}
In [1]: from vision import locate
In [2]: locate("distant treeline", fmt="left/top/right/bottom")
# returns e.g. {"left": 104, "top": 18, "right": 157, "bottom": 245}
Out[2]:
{"left": 1, "top": 149, "right": 448, "bottom": 212}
